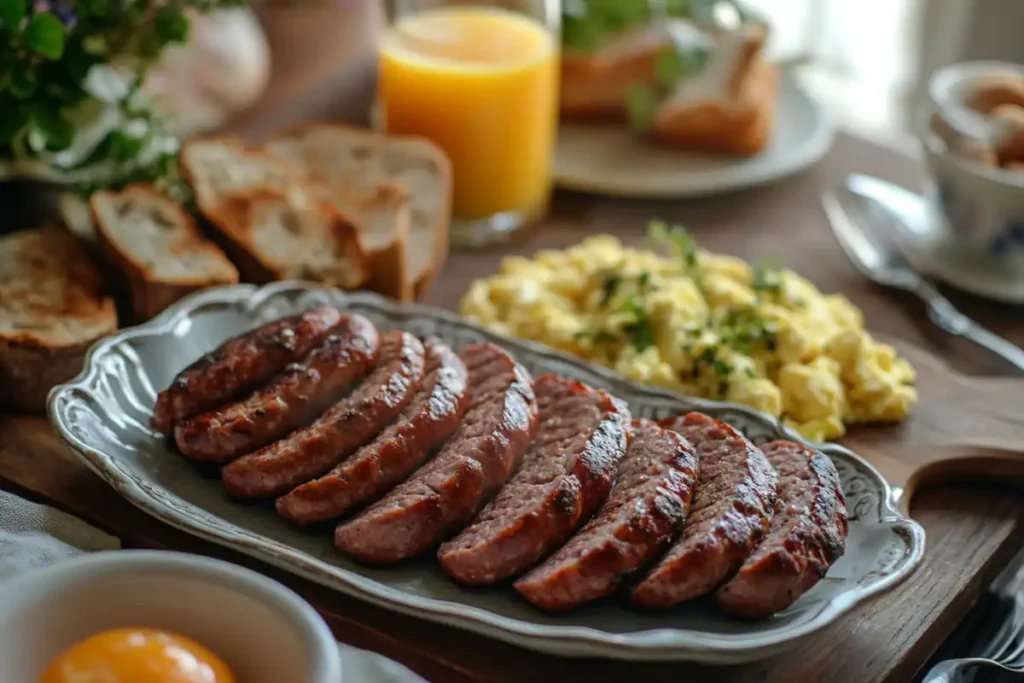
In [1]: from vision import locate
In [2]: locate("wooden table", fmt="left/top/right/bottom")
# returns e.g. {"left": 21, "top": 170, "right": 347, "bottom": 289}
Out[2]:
{"left": 3, "top": 132, "right": 1024, "bottom": 683}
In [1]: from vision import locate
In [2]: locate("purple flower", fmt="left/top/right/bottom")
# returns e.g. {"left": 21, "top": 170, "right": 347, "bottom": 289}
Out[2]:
{"left": 31, "top": 0, "right": 76, "bottom": 27}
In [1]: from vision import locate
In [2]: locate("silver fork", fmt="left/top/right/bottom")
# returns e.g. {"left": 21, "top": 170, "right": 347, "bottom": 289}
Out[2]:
{"left": 920, "top": 560, "right": 1024, "bottom": 682}
{"left": 820, "top": 188, "right": 1024, "bottom": 373}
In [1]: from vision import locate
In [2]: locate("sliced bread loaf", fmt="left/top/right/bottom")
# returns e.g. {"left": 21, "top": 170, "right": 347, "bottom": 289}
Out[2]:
{"left": 345, "top": 184, "right": 413, "bottom": 302}
{"left": 264, "top": 123, "right": 451, "bottom": 299}
{"left": 90, "top": 185, "right": 240, "bottom": 320}
{"left": 212, "top": 186, "right": 372, "bottom": 289}
{"left": 180, "top": 136, "right": 303, "bottom": 219}
{"left": 0, "top": 227, "right": 118, "bottom": 413}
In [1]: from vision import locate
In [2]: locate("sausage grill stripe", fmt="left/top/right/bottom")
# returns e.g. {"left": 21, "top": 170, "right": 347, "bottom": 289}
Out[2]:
{"left": 174, "top": 314, "right": 380, "bottom": 464}
{"left": 515, "top": 419, "right": 699, "bottom": 611}
{"left": 630, "top": 412, "right": 778, "bottom": 609}
{"left": 152, "top": 306, "right": 342, "bottom": 434}
{"left": 221, "top": 331, "right": 426, "bottom": 500}
{"left": 715, "top": 439, "right": 848, "bottom": 619}
{"left": 438, "top": 373, "right": 629, "bottom": 586}
{"left": 333, "top": 343, "right": 537, "bottom": 565}
{"left": 275, "top": 337, "right": 470, "bottom": 525}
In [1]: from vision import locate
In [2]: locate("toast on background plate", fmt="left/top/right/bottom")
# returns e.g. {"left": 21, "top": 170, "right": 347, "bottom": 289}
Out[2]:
{"left": 649, "top": 24, "right": 777, "bottom": 156}
{"left": 560, "top": 17, "right": 778, "bottom": 157}
{"left": 90, "top": 185, "right": 240, "bottom": 321}
{"left": 0, "top": 227, "right": 118, "bottom": 413}
{"left": 211, "top": 185, "right": 371, "bottom": 289}
{"left": 560, "top": 26, "right": 672, "bottom": 123}
{"left": 264, "top": 123, "right": 452, "bottom": 300}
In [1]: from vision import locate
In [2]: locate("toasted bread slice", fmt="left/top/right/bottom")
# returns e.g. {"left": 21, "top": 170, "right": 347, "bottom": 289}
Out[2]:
{"left": 209, "top": 186, "right": 371, "bottom": 289}
{"left": 90, "top": 184, "right": 240, "bottom": 320}
{"left": 649, "top": 23, "right": 777, "bottom": 156}
{"left": 0, "top": 227, "right": 118, "bottom": 413}
{"left": 347, "top": 184, "right": 413, "bottom": 302}
{"left": 180, "top": 136, "right": 304, "bottom": 221}
{"left": 560, "top": 26, "right": 671, "bottom": 123}
{"left": 264, "top": 123, "right": 451, "bottom": 299}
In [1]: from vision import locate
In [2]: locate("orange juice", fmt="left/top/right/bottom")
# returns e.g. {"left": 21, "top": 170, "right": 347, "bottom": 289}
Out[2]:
{"left": 379, "top": 6, "right": 559, "bottom": 222}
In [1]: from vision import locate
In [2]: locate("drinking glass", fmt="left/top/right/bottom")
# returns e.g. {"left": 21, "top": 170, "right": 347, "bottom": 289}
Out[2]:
{"left": 378, "top": 0, "right": 561, "bottom": 248}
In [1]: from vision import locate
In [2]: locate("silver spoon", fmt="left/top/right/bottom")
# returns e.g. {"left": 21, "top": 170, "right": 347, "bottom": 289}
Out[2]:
{"left": 820, "top": 186, "right": 1024, "bottom": 373}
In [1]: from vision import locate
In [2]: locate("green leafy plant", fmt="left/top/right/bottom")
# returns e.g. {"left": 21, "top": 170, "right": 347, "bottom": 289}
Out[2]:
{"left": 0, "top": 0, "right": 246, "bottom": 195}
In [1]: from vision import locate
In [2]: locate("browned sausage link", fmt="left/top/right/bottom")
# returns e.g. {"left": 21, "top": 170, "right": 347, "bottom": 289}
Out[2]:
{"left": 630, "top": 412, "right": 777, "bottom": 609}
{"left": 716, "top": 440, "right": 848, "bottom": 619}
{"left": 173, "top": 315, "right": 380, "bottom": 464}
{"left": 275, "top": 337, "right": 470, "bottom": 525}
{"left": 334, "top": 343, "right": 537, "bottom": 565}
{"left": 514, "top": 419, "right": 699, "bottom": 611}
{"left": 437, "top": 374, "right": 629, "bottom": 586}
{"left": 220, "top": 331, "right": 426, "bottom": 499}
{"left": 151, "top": 306, "right": 342, "bottom": 434}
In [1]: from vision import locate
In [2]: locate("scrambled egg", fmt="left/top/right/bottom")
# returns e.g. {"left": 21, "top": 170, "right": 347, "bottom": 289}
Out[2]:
{"left": 460, "top": 225, "right": 917, "bottom": 442}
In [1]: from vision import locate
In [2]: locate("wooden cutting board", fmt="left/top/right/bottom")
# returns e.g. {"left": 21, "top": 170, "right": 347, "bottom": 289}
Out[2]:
{"left": 842, "top": 338, "right": 1024, "bottom": 513}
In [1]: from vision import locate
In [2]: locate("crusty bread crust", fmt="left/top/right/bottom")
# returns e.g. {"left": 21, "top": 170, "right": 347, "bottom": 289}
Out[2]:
{"left": 559, "top": 29, "right": 670, "bottom": 123}
{"left": 354, "top": 184, "right": 413, "bottom": 303}
{"left": 207, "top": 185, "right": 372, "bottom": 289}
{"left": 650, "top": 59, "right": 778, "bottom": 156}
{"left": 0, "top": 227, "right": 117, "bottom": 413}
{"left": 90, "top": 184, "right": 239, "bottom": 320}
{"left": 263, "top": 122, "right": 452, "bottom": 300}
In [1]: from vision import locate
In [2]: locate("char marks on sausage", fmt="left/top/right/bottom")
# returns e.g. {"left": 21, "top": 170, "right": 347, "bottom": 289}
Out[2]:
{"left": 515, "top": 419, "right": 700, "bottom": 610}
{"left": 630, "top": 412, "right": 777, "bottom": 609}
{"left": 174, "top": 315, "right": 380, "bottom": 464}
{"left": 221, "top": 331, "right": 426, "bottom": 499}
{"left": 276, "top": 337, "right": 470, "bottom": 525}
{"left": 334, "top": 343, "right": 537, "bottom": 565}
{"left": 716, "top": 440, "right": 848, "bottom": 619}
{"left": 151, "top": 307, "right": 342, "bottom": 434}
{"left": 437, "top": 374, "right": 630, "bottom": 586}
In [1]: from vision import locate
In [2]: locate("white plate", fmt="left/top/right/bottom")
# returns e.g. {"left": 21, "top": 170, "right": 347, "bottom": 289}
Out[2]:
{"left": 47, "top": 282, "right": 924, "bottom": 664}
{"left": 847, "top": 174, "right": 1024, "bottom": 304}
{"left": 553, "top": 73, "right": 834, "bottom": 198}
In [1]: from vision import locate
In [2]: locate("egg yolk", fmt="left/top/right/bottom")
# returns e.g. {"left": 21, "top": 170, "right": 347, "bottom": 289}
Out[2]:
{"left": 39, "top": 628, "right": 236, "bottom": 683}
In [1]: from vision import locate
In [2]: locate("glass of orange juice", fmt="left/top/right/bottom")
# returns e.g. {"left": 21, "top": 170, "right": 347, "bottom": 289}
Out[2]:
{"left": 378, "top": 0, "right": 560, "bottom": 248}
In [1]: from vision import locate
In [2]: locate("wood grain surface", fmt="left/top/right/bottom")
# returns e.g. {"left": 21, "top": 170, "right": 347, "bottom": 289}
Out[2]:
{"left": 2, "top": 6, "right": 1024, "bottom": 682}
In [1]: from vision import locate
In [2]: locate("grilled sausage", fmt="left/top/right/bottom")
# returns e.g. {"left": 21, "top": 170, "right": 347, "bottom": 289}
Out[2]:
{"left": 630, "top": 412, "right": 777, "bottom": 609}
{"left": 174, "top": 315, "right": 380, "bottom": 464}
{"left": 151, "top": 307, "right": 342, "bottom": 434}
{"left": 514, "top": 419, "right": 699, "bottom": 611}
{"left": 438, "top": 374, "right": 629, "bottom": 585}
{"left": 221, "top": 331, "right": 426, "bottom": 499}
{"left": 275, "top": 337, "right": 470, "bottom": 525}
{"left": 716, "top": 440, "right": 848, "bottom": 618}
{"left": 334, "top": 343, "right": 537, "bottom": 565}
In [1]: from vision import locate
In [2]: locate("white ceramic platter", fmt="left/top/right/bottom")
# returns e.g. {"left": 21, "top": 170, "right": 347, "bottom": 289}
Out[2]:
{"left": 48, "top": 282, "right": 924, "bottom": 664}
{"left": 553, "top": 72, "right": 834, "bottom": 198}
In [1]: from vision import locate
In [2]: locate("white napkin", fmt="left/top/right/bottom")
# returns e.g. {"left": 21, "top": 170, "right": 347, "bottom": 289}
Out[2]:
{"left": 0, "top": 489, "right": 427, "bottom": 683}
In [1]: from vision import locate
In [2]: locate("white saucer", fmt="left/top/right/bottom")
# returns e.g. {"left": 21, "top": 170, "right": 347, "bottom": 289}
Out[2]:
{"left": 553, "top": 72, "right": 834, "bottom": 198}
{"left": 851, "top": 175, "right": 1024, "bottom": 304}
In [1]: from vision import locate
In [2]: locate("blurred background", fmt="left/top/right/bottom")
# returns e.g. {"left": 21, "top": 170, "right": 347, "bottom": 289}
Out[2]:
{"left": 203, "top": 0, "right": 1024, "bottom": 146}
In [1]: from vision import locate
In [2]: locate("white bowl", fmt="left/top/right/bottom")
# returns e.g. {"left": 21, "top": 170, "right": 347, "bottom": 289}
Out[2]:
{"left": 919, "top": 60, "right": 1024, "bottom": 275}
{"left": 0, "top": 550, "right": 341, "bottom": 683}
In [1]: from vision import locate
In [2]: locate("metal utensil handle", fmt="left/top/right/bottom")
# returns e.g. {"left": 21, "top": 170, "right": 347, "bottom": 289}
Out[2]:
{"left": 915, "top": 280, "right": 1024, "bottom": 373}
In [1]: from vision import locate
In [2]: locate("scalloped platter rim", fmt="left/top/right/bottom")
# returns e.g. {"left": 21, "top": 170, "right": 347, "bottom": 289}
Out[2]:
{"left": 46, "top": 281, "right": 925, "bottom": 664}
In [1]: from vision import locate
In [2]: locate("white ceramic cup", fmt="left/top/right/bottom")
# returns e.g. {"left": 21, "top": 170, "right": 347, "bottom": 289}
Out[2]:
{"left": 0, "top": 550, "right": 341, "bottom": 683}
{"left": 919, "top": 60, "right": 1024, "bottom": 275}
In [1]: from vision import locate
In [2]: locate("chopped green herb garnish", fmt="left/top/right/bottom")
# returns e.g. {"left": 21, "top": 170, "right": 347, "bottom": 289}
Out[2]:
{"left": 598, "top": 272, "right": 620, "bottom": 307}
{"left": 648, "top": 221, "right": 700, "bottom": 282}
{"left": 625, "top": 84, "right": 661, "bottom": 132}
{"left": 752, "top": 257, "right": 782, "bottom": 296}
